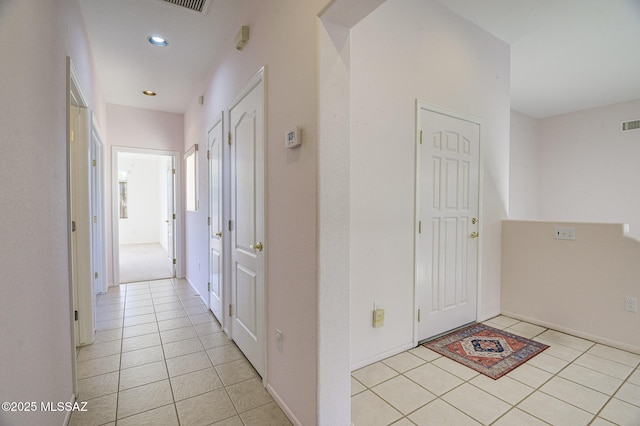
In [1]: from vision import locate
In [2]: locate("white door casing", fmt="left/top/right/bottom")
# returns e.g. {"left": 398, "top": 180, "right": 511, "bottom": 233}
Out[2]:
{"left": 416, "top": 102, "right": 480, "bottom": 342}
{"left": 90, "top": 119, "right": 108, "bottom": 295}
{"left": 229, "top": 68, "right": 266, "bottom": 377}
{"left": 208, "top": 115, "right": 224, "bottom": 322}
{"left": 166, "top": 160, "right": 176, "bottom": 276}
{"left": 111, "top": 147, "right": 182, "bottom": 285}
{"left": 69, "top": 97, "right": 95, "bottom": 347}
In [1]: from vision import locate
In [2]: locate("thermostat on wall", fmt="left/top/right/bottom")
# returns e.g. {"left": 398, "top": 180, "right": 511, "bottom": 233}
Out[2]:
{"left": 285, "top": 127, "right": 301, "bottom": 149}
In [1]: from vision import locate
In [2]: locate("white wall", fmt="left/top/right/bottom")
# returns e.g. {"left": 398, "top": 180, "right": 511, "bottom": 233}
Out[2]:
{"left": 106, "top": 104, "right": 184, "bottom": 284}
{"left": 349, "top": 0, "right": 510, "bottom": 368}
{"left": 118, "top": 156, "right": 165, "bottom": 245}
{"left": 537, "top": 99, "right": 640, "bottom": 240}
{"left": 509, "top": 110, "right": 540, "bottom": 219}
{"left": 0, "top": 1, "right": 104, "bottom": 424}
{"left": 502, "top": 220, "right": 640, "bottom": 353}
{"left": 183, "top": 1, "right": 330, "bottom": 423}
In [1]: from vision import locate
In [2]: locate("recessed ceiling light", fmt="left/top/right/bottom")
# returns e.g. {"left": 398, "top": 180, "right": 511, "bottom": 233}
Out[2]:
{"left": 148, "top": 36, "right": 168, "bottom": 47}
{"left": 142, "top": 90, "right": 157, "bottom": 96}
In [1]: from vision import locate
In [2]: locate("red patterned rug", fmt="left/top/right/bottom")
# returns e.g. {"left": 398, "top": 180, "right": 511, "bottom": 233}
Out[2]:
{"left": 423, "top": 323, "right": 549, "bottom": 380}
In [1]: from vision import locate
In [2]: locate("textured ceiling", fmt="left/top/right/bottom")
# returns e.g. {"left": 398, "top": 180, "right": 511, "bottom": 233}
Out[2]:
{"left": 79, "top": 0, "right": 246, "bottom": 113}
{"left": 437, "top": 0, "right": 640, "bottom": 118}
{"left": 80, "top": 0, "right": 640, "bottom": 118}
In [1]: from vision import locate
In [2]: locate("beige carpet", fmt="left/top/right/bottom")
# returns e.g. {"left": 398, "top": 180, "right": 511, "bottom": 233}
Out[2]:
{"left": 119, "top": 243, "right": 174, "bottom": 283}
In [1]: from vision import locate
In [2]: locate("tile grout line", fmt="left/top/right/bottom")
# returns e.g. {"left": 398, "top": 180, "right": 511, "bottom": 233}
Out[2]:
{"left": 352, "top": 320, "right": 640, "bottom": 426}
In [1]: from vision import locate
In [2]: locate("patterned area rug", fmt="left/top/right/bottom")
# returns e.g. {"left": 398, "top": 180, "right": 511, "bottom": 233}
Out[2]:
{"left": 423, "top": 323, "right": 549, "bottom": 380}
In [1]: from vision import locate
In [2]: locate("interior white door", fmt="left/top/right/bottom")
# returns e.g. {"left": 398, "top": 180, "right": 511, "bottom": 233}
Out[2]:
{"left": 417, "top": 105, "right": 480, "bottom": 341}
{"left": 166, "top": 162, "right": 176, "bottom": 276}
{"left": 208, "top": 117, "right": 224, "bottom": 322}
{"left": 69, "top": 101, "right": 95, "bottom": 346}
{"left": 229, "top": 70, "right": 265, "bottom": 377}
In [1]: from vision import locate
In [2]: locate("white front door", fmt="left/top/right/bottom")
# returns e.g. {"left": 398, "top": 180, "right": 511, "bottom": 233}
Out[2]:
{"left": 416, "top": 104, "right": 480, "bottom": 341}
{"left": 229, "top": 69, "right": 265, "bottom": 376}
{"left": 208, "top": 116, "right": 224, "bottom": 322}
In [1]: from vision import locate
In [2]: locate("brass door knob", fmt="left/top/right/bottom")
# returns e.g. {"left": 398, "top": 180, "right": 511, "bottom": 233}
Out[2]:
{"left": 250, "top": 242, "right": 263, "bottom": 252}
{"left": 470, "top": 232, "right": 479, "bottom": 239}
{"left": 215, "top": 232, "right": 223, "bottom": 238}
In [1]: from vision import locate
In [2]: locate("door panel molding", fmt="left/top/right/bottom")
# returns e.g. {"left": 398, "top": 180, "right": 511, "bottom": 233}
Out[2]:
{"left": 228, "top": 67, "right": 266, "bottom": 380}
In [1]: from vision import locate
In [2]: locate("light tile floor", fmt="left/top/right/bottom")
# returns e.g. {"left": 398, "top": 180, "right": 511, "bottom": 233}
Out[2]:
{"left": 69, "top": 279, "right": 291, "bottom": 426}
{"left": 352, "top": 315, "right": 640, "bottom": 426}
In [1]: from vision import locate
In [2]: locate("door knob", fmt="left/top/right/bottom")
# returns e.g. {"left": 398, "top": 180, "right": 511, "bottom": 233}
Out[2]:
{"left": 215, "top": 232, "right": 223, "bottom": 238}
{"left": 470, "top": 232, "right": 479, "bottom": 239}
{"left": 250, "top": 242, "right": 263, "bottom": 252}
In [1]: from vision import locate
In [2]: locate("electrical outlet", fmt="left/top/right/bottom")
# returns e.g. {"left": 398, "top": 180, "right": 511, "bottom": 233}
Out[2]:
{"left": 372, "top": 309, "right": 385, "bottom": 328}
{"left": 625, "top": 297, "right": 637, "bottom": 313}
{"left": 554, "top": 226, "right": 576, "bottom": 240}
{"left": 372, "top": 302, "right": 385, "bottom": 328}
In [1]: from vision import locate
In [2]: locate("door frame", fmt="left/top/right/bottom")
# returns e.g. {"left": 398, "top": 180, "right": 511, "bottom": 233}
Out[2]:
{"left": 413, "top": 100, "right": 485, "bottom": 346}
{"left": 67, "top": 57, "right": 93, "bottom": 398}
{"left": 111, "top": 147, "right": 182, "bottom": 285}
{"left": 90, "top": 115, "right": 108, "bottom": 295}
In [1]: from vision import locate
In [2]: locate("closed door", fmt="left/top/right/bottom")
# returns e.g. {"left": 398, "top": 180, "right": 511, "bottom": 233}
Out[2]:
{"left": 229, "top": 70, "right": 265, "bottom": 376}
{"left": 208, "top": 117, "right": 224, "bottom": 322}
{"left": 416, "top": 105, "right": 480, "bottom": 341}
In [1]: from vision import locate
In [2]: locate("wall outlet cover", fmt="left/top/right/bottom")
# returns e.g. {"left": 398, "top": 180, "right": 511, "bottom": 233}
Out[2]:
{"left": 625, "top": 297, "right": 637, "bottom": 313}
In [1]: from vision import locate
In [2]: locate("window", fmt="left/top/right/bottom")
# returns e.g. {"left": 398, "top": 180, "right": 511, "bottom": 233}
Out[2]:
{"left": 185, "top": 144, "right": 198, "bottom": 211}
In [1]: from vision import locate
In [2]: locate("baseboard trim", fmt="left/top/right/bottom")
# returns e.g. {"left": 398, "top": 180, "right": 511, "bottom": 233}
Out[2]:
{"left": 266, "top": 383, "right": 302, "bottom": 426}
{"left": 350, "top": 341, "right": 415, "bottom": 371}
{"left": 62, "top": 393, "right": 75, "bottom": 426}
{"left": 184, "top": 276, "right": 207, "bottom": 306}
{"left": 501, "top": 310, "right": 640, "bottom": 355}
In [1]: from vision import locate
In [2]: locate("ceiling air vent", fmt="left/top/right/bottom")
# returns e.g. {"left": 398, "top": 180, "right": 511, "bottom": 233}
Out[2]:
{"left": 622, "top": 119, "right": 640, "bottom": 131}
{"left": 161, "top": 0, "right": 210, "bottom": 14}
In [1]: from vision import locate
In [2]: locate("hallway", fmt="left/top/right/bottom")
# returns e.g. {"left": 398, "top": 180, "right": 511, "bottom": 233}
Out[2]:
{"left": 70, "top": 279, "right": 290, "bottom": 425}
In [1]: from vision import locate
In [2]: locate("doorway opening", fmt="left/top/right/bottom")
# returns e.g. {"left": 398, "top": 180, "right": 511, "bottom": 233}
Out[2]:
{"left": 112, "top": 147, "right": 181, "bottom": 285}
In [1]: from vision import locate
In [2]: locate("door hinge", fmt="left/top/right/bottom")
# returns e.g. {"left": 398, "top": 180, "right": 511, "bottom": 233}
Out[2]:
{"left": 207, "top": 150, "right": 210, "bottom": 160}
{"left": 71, "top": 221, "right": 76, "bottom": 232}
{"left": 228, "top": 132, "right": 232, "bottom": 145}
{"left": 208, "top": 282, "right": 211, "bottom": 292}
{"left": 94, "top": 272, "right": 98, "bottom": 279}
{"left": 420, "top": 130, "right": 423, "bottom": 144}
{"left": 172, "top": 168, "right": 176, "bottom": 175}
{"left": 173, "top": 213, "right": 176, "bottom": 220}
{"left": 93, "top": 215, "right": 97, "bottom": 223}
{"left": 173, "top": 258, "right": 176, "bottom": 265}
{"left": 418, "top": 221, "right": 422, "bottom": 234}
{"left": 228, "top": 220, "right": 233, "bottom": 231}
{"left": 418, "top": 309, "right": 421, "bottom": 322}
{"left": 229, "top": 304, "right": 233, "bottom": 317}
{"left": 92, "top": 159, "right": 96, "bottom": 167}
{"left": 74, "top": 310, "right": 78, "bottom": 321}
{"left": 208, "top": 217, "right": 211, "bottom": 226}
